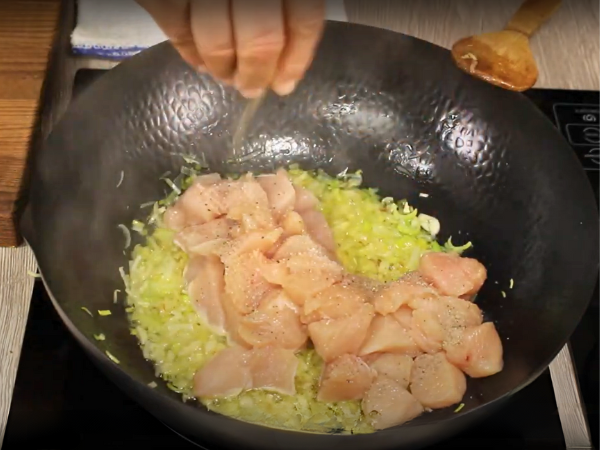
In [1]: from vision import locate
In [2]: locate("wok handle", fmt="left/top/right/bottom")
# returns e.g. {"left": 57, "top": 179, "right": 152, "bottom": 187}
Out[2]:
{"left": 549, "top": 343, "right": 593, "bottom": 449}
{"left": 505, "top": 0, "right": 562, "bottom": 37}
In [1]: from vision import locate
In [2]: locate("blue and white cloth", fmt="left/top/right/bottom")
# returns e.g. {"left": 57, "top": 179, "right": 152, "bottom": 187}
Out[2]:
{"left": 71, "top": 0, "right": 349, "bottom": 60}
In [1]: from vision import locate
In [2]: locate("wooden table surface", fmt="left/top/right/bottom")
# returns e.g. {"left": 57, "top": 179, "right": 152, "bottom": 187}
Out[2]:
{"left": 0, "top": 0, "right": 598, "bottom": 446}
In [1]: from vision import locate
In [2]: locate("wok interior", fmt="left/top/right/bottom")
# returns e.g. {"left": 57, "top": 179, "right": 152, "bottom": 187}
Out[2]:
{"left": 23, "top": 21, "right": 598, "bottom": 445}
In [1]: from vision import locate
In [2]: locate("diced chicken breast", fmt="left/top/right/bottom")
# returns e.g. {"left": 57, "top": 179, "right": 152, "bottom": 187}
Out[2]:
{"left": 317, "top": 354, "right": 374, "bottom": 402}
{"left": 293, "top": 185, "right": 319, "bottom": 212}
{"left": 226, "top": 178, "right": 275, "bottom": 232}
{"left": 272, "top": 235, "right": 329, "bottom": 261}
{"left": 169, "top": 181, "right": 231, "bottom": 229}
{"left": 410, "top": 309, "right": 445, "bottom": 354}
{"left": 408, "top": 296, "right": 483, "bottom": 354}
{"left": 174, "top": 218, "right": 239, "bottom": 254}
{"left": 280, "top": 211, "right": 306, "bottom": 238}
{"left": 193, "top": 346, "right": 252, "bottom": 398}
{"left": 419, "top": 252, "right": 487, "bottom": 298}
{"left": 393, "top": 305, "right": 414, "bottom": 329}
{"left": 359, "top": 315, "right": 421, "bottom": 357}
{"left": 223, "top": 250, "right": 278, "bottom": 314}
{"left": 193, "top": 173, "right": 223, "bottom": 187}
{"left": 238, "top": 290, "right": 308, "bottom": 350}
{"left": 302, "top": 282, "right": 368, "bottom": 324}
{"left": 372, "top": 272, "right": 438, "bottom": 316}
{"left": 278, "top": 251, "right": 344, "bottom": 305}
{"left": 187, "top": 255, "right": 227, "bottom": 335}
{"left": 444, "top": 322, "right": 503, "bottom": 378}
{"left": 221, "top": 293, "right": 248, "bottom": 347}
{"left": 367, "top": 354, "right": 414, "bottom": 389}
{"left": 164, "top": 173, "right": 224, "bottom": 231}
{"left": 362, "top": 376, "right": 424, "bottom": 430}
{"left": 248, "top": 346, "right": 299, "bottom": 396}
{"left": 257, "top": 169, "right": 296, "bottom": 218}
{"left": 298, "top": 209, "right": 337, "bottom": 256}
{"left": 163, "top": 207, "right": 186, "bottom": 231}
{"left": 218, "top": 228, "right": 283, "bottom": 263}
{"left": 410, "top": 353, "right": 467, "bottom": 409}
{"left": 308, "top": 304, "right": 374, "bottom": 362}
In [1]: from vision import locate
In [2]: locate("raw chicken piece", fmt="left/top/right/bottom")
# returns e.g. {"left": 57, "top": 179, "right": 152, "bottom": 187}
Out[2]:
{"left": 238, "top": 289, "right": 308, "bottom": 350}
{"left": 272, "top": 235, "right": 329, "bottom": 261}
{"left": 223, "top": 250, "right": 278, "bottom": 315}
{"left": 367, "top": 354, "right": 414, "bottom": 389}
{"left": 410, "top": 353, "right": 467, "bottom": 409}
{"left": 193, "top": 346, "right": 299, "bottom": 398}
{"left": 297, "top": 209, "right": 337, "bottom": 256}
{"left": 221, "top": 293, "right": 248, "bottom": 347}
{"left": 257, "top": 169, "right": 296, "bottom": 218}
{"left": 393, "top": 305, "right": 414, "bottom": 329}
{"left": 174, "top": 218, "right": 239, "bottom": 254}
{"left": 362, "top": 376, "right": 424, "bottom": 429}
{"left": 165, "top": 180, "right": 231, "bottom": 230}
{"left": 359, "top": 315, "right": 421, "bottom": 357}
{"left": 293, "top": 185, "right": 319, "bottom": 212}
{"left": 372, "top": 272, "right": 438, "bottom": 316}
{"left": 218, "top": 228, "right": 283, "bottom": 263}
{"left": 280, "top": 211, "right": 306, "bottom": 238}
{"left": 308, "top": 303, "right": 374, "bottom": 362}
{"left": 164, "top": 173, "right": 223, "bottom": 231}
{"left": 193, "top": 346, "right": 252, "bottom": 398}
{"left": 317, "top": 354, "right": 374, "bottom": 402}
{"left": 187, "top": 255, "right": 227, "bottom": 335}
{"left": 302, "top": 282, "right": 369, "bottom": 324}
{"left": 163, "top": 207, "right": 186, "bottom": 231}
{"left": 278, "top": 251, "right": 344, "bottom": 305}
{"left": 444, "top": 322, "right": 503, "bottom": 378}
{"left": 410, "top": 309, "right": 445, "bottom": 354}
{"left": 249, "top": 346, "right": 299, "bottom": 395}
{"left": 226, "top": 177, "right": 275, "bottom": 232}
{"left": 419, "top": 252, "right": 487, "bottom": 298}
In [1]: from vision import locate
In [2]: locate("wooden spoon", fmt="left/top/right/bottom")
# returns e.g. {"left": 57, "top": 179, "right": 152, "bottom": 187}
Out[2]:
{"left": 451, "top": 0, "right": 562, "bottom": 92}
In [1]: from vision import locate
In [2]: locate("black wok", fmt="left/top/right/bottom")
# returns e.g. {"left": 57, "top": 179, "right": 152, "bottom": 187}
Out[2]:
{"left": 21, "top": 21, "right": 598, "bottom": 450}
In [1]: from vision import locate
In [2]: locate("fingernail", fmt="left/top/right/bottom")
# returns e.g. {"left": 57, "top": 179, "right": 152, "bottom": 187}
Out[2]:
{"left": 273, "top": 80, "right": 297, "bottom": 96}
{"left": 196, "top": 65, "right": 207, "bottom": 73}
{"left": 238, "top": 87, "right": 265, "bottom": 99}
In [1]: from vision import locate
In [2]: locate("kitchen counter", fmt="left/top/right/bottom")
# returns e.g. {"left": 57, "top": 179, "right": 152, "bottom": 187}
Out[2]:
{"left": 0, "top": 0, "right": 598, "bottom": 446}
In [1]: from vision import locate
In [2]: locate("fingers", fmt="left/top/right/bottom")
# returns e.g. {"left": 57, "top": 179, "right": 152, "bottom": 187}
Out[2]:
{"left": 136, "top": 0, "right": 203, "bottom": 68}
{"left": 272, "top": 0, "right": 325, "bottom": 96}
{"left": 231, "top": 0, "right": 285, "bottom": 98}
{"left": 189, "top": 0, "right": 236, "bottom": 83}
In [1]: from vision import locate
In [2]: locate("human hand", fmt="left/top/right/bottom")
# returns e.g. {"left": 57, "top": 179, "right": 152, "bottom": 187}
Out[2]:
{"left": 137, "top": 0, "right": 325, "bottom": 98}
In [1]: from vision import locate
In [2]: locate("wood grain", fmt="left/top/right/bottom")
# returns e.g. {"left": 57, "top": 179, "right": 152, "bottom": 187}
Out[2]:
{"left": 0, "top": 247, "right": 37, "bottom": 446}
{"left": 0, "top": 0, "right": 61, "bottom": 445}
{"left": 344, "top": 0, "right": 599, "bottom": 90}
{"left": 0, "top": 0, "right": 60, "bottom": 247}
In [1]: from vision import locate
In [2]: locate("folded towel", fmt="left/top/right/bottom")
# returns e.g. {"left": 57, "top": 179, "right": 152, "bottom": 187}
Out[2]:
{"left": 71, "top": 0, "right": 348, "bottom": 60}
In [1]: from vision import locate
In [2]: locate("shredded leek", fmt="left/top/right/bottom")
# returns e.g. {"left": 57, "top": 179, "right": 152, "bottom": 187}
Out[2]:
{"left": 98, "top": 310, "right": 112, "bottom": 316}
{"left": 105, "top": 351, "right": 120, "bottom": 364}
{"left": 81, "top": 307, "right": 93, "bottom": 317}
{"left": 94, "top": 333, "right": 106, "bottom": 341}
{"left": 116, "top": 170, "right": 125, "bottom": 188}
